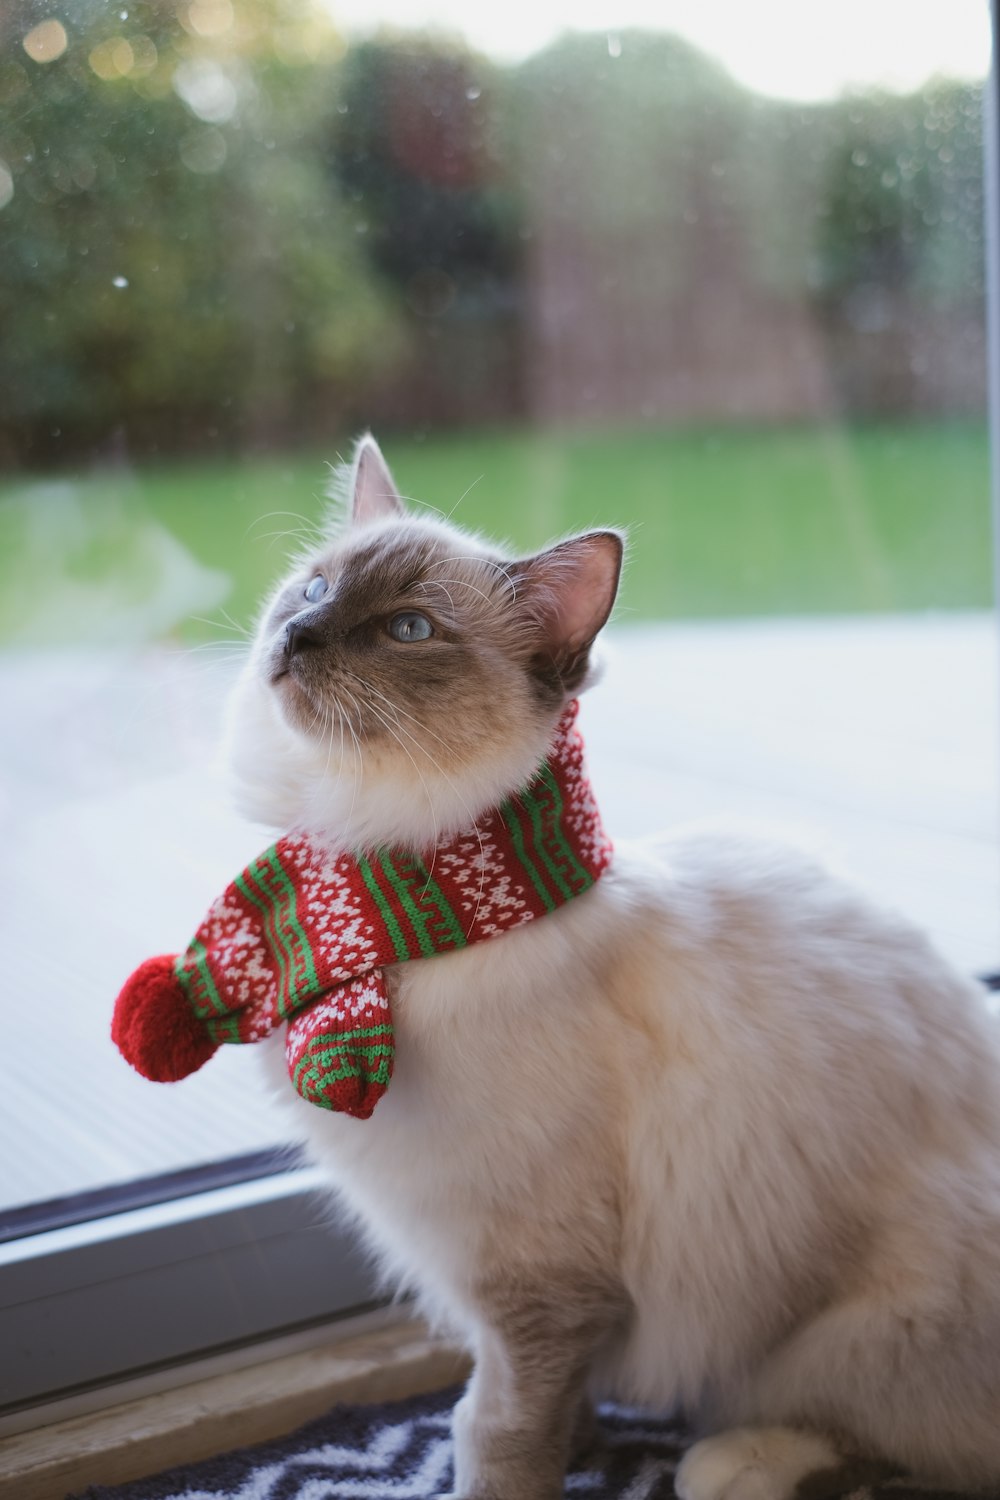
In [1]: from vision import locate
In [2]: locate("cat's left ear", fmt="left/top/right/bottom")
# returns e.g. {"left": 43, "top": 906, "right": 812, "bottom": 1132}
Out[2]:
{"left": 350, "top": 433, "right": 406, "bottom": 526}
{"left": 514, "top": 530, "right": 624, "bottom": 696}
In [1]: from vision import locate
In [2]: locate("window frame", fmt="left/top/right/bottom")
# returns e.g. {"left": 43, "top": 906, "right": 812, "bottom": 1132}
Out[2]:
{"left": 0, "top": 1164, "right": 381, "bottom": 1434}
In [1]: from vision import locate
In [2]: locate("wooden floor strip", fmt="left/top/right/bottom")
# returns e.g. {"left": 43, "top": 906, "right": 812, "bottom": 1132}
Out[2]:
{"left": 0, "top": 1316, "right": 468, "bottom": 1500}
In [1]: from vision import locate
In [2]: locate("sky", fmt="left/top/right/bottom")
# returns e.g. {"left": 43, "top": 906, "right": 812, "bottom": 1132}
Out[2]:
{"left": 325, "top": 0, "right": 992, "bottom": 101}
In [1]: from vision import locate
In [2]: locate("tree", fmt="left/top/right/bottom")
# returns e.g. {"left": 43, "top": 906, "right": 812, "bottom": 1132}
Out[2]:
{"left": 0, "top": 0, "right": 407, "bottom": 464}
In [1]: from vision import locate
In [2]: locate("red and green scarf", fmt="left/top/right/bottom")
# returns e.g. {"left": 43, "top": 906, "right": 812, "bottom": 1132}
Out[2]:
{"left": 112, "top": 699, "right": 612, "bottom": 1119}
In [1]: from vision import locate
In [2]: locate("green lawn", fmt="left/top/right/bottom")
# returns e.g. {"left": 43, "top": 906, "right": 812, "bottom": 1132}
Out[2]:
{"left": 0, "top": 422, "right": 993, "bottom": 647}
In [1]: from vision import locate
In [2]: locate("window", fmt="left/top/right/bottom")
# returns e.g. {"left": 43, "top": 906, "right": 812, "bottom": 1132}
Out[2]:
{"left": 1, "top": 0, "right": 996, "bottom": 1426}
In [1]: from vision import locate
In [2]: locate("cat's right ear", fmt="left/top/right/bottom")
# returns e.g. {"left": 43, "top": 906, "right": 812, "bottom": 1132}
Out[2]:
{"left": 350, "top": 433, "right": 406, "bottom": 527}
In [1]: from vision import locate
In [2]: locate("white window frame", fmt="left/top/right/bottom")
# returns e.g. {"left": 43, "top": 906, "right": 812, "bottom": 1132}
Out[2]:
{"left": 0, "top": 1163, "right": 381, "bottom": 1436}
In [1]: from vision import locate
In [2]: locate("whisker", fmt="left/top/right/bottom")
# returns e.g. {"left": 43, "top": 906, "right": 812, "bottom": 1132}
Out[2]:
{"left": 335, "top": 685, "right": 365, "bottom": 838}
{"left": 251, "top": 527, "right": 324, "bottom": 552}
{"left": 428, "top": 555, "right": 519, "bottom": 606}
{"left": 175, "top": 638, "right": 246, "bottom": 658}
{"left": 360, "top": 697, "right": 440, "bottom": 881}
{"left": 189, "top": 614, "right": 252, "bottom": 639}
{"left": 409, "top": 498, "right": 451, "bottom": 523}
{"left": 413, "top": 578, "right": 457, "bottom": 613}
{"left": 246, "top": 510, "right": 325, "bottom": 539}
{"left": 445, "top": 473, "right": 484, "bottom": 521}
{"left": 419, "top": 575, "right": 496, "bottom": 609}
{"left": 218, "top": 607, "right": 252, "bottom": 638}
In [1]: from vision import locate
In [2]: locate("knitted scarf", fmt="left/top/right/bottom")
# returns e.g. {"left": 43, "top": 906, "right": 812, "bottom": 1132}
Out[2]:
{"left": 112, "top": 700, "right": 612, "bottom": 1120}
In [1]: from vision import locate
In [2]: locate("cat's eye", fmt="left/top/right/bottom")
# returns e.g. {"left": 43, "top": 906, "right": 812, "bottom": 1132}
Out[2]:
{"left": 304, "top": 574, "right": 328, "bottom": 604}
{"left": 387, "top": 611, "right": 433, "bottom": 643}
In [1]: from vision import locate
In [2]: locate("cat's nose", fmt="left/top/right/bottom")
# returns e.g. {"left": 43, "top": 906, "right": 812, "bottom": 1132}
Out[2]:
{"left": 284, "top": 614, "right": 322, "bottom": 659}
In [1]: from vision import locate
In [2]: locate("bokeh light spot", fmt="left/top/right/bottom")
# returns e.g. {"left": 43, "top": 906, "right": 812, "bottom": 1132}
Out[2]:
{"left": 23, "top": 20, "right": 68, "bottom": 64}
{"left": 129, "top": 36, "right": 158, "bottom": 76}
{"left": 111, "top": 39, "right": 135, "bottom": 75}
{"left": 186, "top": 0, "right": 233, "bottom": 38}
{"left": 173, "top": 59, "right": 237, "bottom": 123}
{"left": 273, "top": 18, "right": 346, "bottom": 63}
{"left": 179, "top": 128, "right": 227, "bottom": 174}
{"left": 89, "top": 41, "right": 118, "bottom": 79}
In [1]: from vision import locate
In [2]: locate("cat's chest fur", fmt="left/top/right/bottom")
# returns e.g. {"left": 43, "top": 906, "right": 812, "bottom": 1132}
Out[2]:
{"left": 259, "top": 845, "right": 651, "bottom": 1313}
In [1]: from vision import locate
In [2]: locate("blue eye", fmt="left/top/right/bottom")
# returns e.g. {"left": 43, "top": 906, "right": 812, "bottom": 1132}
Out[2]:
{"left": 387, "top": 611, "right": 433, "bottom": 643}
{"left": 304, "top": 574, "right": 328, "bottom": 603}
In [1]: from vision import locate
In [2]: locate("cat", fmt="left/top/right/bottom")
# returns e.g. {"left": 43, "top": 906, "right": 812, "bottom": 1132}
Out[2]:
{"left": 225, "top": 433, "right": 1000, "bottom": 1500}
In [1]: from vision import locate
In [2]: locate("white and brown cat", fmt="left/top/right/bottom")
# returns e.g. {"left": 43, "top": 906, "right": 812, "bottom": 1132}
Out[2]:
{"left": 226, "top": 434, "right": 1000, "bottom": 1500}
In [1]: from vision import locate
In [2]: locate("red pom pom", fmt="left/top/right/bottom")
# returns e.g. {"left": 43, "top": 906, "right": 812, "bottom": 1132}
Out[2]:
{"left": 112, "top": 954, "right": 219, "bottom": 1083}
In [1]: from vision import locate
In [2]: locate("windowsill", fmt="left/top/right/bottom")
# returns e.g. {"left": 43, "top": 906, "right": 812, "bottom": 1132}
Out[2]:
{"left": 0, "top": 1313, "right": 468, "bottom": 1500}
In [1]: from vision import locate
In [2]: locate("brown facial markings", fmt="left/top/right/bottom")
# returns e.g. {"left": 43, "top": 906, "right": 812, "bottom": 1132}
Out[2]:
{"left": 262, "top": 523, "right": 537, "bottom": 763}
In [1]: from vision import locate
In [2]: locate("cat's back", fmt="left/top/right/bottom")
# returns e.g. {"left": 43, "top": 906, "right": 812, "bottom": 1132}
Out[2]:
{"left": 602, "top": 826, "right": 1000, "bottom": 1403}
{"left": 632, "top": 819, "right": 1000, "bottom": 1117}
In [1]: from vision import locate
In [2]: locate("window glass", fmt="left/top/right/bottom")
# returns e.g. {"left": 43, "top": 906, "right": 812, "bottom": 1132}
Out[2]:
{"left": 1, "top": 0, "right": 995, "bottom": 1222}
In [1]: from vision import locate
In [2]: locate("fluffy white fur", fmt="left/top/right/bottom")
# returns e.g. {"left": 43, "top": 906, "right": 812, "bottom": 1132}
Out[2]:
{"left": 226, "top": 437, "right": 1000, "bottom": 1500}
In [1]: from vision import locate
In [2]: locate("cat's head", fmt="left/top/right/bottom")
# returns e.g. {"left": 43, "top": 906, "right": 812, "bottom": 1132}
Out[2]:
{"left": 227, "top": 435, "right": 623, "bottom": 848}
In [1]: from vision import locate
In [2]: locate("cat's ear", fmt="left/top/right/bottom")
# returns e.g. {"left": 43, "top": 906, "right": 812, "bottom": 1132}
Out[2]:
{"left": 350, "top": 433, "right": 405, "bottom": 526}
{"left": 514, "top": 530, "right": 624, "bottom": 696}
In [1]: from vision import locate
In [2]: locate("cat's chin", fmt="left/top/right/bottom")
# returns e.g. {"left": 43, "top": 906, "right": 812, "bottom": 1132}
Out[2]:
{"left": 266, "top": 666, "right": 322, "bottom": 734}
{"left": 225, "top": 662, "right": 561, "bottom": 851}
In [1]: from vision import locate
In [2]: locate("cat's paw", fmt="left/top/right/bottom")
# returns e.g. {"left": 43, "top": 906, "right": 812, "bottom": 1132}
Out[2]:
{"left": 676, "top": 1428, "right": 840, "bottom": 1500}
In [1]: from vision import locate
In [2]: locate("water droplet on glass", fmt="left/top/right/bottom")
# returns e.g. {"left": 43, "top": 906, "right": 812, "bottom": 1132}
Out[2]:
{"left": 465, "top": 85, "right": 481, "bottom": 101}
{"left": 120, "top": 8, "right": 128, "bottom": 17}
{"left": 113, "top": 275, "right": 129, "bottom": 288}
{"left": 336, "top": 103, "right": 349, "bottom": 115}
{"left": 607, "top": 33, "right": 622, "bottom": 58}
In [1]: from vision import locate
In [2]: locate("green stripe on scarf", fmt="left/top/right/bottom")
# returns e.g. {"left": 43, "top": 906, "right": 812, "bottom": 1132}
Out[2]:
{"left": 501, "top": 793, "right": 558, "bottom": 912}
{"left": 411, "top": 857, "right": 468, "bottom": 948}
{"left": 237, "top": 849, "right": 319, "bottom": 1019}
{"left": 293, "top": 1035, "right": 394, "bottom": 1095}
{"left": 379, "top": 853, "right": 467, "bottom": 955}
{"left": 524, "top": 776, "right": 574, "bottom": 902}
{"left": 177, "top": 938, "right": 227, "bottom": 1018}
{"left": 206, "top": 1011, "right": 243, "bottom": 1044}
{"left": 378, "top": 852, "right": 438, "bottom": 957}
{"left": 359, "top": 855, "right": 410, "bottom": 962}
{"left": 262, "top": 846, "right": 320, "bottom": 1001}
{"left": 234, "top": 868, "right": 291, "bottom": 1013}
{"left": 537, "top": 763, "right": 593, "bottom": 894}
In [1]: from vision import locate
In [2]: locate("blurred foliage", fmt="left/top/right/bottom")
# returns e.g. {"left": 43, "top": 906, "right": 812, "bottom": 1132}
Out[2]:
{"left": 0, "top": 3, "right": 987, "bottom": 467}
{"left": 326, "top": 37, "right": 525, "bottom": 425}
{"left": 333, "top": 39, "right": 519, "bottom": 290}
{"left": 511, "top": 33, "right": 983, "bottom": 307}
{"left": 816, "top": 84, "right": 983, "bottom": 300}
{"left": 0, "top": 0, "right": 406, "bottom": 463}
